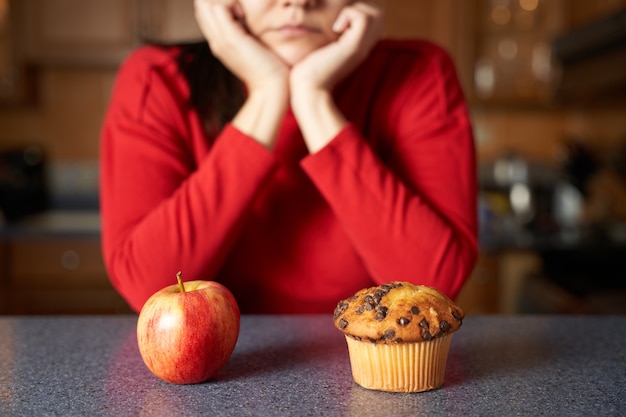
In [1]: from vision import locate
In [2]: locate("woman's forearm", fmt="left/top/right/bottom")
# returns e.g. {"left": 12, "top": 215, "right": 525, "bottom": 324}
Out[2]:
{"left": 291, "top": 88, "right": 347, "bottom": 153}
{"left": 232, "top": 82, "right": 289, "bottom": 151}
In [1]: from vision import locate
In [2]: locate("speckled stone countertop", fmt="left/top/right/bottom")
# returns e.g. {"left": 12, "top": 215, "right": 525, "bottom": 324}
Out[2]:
{"left": 0, "top": 315, "right": 624, "bottom": 417}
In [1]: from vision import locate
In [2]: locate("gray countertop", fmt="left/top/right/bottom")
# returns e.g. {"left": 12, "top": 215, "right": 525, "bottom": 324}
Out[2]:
{"left": 0, "top": 315, "right": 624, "bottom": 417}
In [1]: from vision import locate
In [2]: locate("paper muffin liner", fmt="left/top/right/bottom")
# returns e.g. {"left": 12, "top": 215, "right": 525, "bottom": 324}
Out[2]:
{"left": 344, "top": 333, "right": 453, "bottom": 393}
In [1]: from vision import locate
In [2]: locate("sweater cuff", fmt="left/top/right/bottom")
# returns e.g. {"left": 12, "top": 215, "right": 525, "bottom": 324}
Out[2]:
{"left": 204, "top": 123, "right": 279, "bottom": 186}
{"left": 300, "top": 123, "right": 361, "bottom": 173}
{"left": 219, "top": 123, "right": 276, "bottom": 161}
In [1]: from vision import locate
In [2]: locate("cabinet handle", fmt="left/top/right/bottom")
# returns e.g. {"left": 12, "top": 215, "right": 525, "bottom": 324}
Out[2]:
{"left": 61, "top": 250, "right": 80, "bottom": 271}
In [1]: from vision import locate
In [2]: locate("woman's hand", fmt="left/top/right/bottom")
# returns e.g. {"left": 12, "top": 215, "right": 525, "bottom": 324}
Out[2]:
{"left": 291, "top": 2, "right": 383, "bottom": 94}
{"left": 194, "top": 0, "right": 289, "bottom": 150}
{"left": 194, "top": 0, "right": 289, "bottom": 93}
{"left": 290, "top": 2, "right": 383, "bottom": 153}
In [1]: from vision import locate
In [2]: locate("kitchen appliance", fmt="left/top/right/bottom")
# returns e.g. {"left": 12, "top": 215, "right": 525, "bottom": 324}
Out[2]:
{"left": 552, "top": 8, "right": 626, "bottom": 104}
{"left": 0, "top": 146, "right": 49, "bottom": 222}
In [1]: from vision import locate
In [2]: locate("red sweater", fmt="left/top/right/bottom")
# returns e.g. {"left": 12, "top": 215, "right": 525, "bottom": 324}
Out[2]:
{"left": 100, "top": 39, "right": 478, "bottom": 314}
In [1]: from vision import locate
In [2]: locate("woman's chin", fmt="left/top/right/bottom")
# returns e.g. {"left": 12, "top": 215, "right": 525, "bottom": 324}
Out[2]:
{"left": 273, "top": 45, "right": 317, "bottom": 67}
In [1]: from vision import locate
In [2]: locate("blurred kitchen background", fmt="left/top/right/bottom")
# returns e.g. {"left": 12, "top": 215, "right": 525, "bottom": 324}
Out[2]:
{"left": 1, "top": 0, "right": 625, "bottom": 315}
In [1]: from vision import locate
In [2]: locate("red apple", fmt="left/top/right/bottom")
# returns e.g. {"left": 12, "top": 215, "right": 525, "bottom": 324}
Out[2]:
{"left": 137, "top": 272, "right": 240, "bottom": 384}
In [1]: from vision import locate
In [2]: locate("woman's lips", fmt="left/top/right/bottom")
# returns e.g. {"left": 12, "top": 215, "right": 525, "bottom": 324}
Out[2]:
{"left": 273, "top": 24, "right": 320, "bottom": 38}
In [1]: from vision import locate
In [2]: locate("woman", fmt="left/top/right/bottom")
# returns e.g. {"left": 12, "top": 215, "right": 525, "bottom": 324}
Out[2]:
{"left": 100, "top": 0, "right": 478, "bottom": 314}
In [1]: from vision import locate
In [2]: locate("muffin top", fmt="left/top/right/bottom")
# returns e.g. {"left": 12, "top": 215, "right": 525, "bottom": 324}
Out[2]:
{"left": 333, "top": 282, "right": 464, "bottom": 344}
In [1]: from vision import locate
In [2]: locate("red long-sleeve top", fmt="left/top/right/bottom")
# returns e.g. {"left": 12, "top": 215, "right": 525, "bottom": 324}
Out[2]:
{"left": 100, "top": 39, "right": 478, "bottom": 314}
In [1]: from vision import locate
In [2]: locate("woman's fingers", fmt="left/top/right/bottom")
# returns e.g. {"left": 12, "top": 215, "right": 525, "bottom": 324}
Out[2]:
{"left": 333, "top": 2, "right": 383, "bottom": 55}
{"left": 291, "top": 2, "right": 382, "bottom": 90}
{"left": 195, "top": 0, "right": 243, "bottom": 47}
{"left": 194, "top": 0, "right": 289, "bottom": 93}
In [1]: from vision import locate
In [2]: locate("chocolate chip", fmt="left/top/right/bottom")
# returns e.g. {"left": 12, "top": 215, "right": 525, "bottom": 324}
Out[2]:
{"left": 338, "top": 318, "right": 349, "bottom": 330}
{"left": 396, "top": 338, "right": 403, "bottom": 343}
{"left": 375, "top": 288, "right": 388, "bottom": 297}
{"left": 333, "top": 301, "right": 349, "bottom": 319}
{"left": 383, "top": 329, "right": 396, "bottom": 340}
{"left": 440, "top": 320, "right": 451, "bottom": 333}
{"left": 375, "top": 305, "right": 388, "bottom": 321}
{"left": 374, "top": 288, "right": 391, "bottom": 304}
{"left": 364, "top": 295, "right": 376, "bottom": 307}
{"left": 410, "top": 306, "right": 420, "bottom": 315}
{"left": 397, "top": 317, "right": 411, "bottom": 326}
{"left": 452, "top": 310, "right": 462, "bottom": 321}
{"left": 368, "top": 337, "right": 377, "bottom": 343}
{"left": 356, "top": 305, "right": 365, "bottom": 315}
{"left": 422, "top": 331, "right": 433, "bottom": 341}
{"left": 419, "top": 319, "right": 429, "bottom": 329}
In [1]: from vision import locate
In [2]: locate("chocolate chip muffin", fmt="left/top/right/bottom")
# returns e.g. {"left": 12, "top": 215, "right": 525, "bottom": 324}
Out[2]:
{"left": 333, "top": 282, "right": 464, "bottom": 393}
{"left": 333, "top": 282, "right": 464, "bottom": 344}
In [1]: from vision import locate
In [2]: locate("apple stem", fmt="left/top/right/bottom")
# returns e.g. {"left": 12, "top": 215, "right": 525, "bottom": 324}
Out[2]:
{"left": 176, "top": 271, "right": 186, "bottom": 293}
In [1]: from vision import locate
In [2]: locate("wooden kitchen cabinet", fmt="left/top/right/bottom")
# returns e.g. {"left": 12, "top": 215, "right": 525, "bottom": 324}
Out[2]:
{"left": 4, "top": 237, "right": 132, "bottom": 314}
{"left": 137, "top": 0, "right": 202, "bottom": 43}
{"left": 11, "top": 0, "right": 140, "bottom": 66}
{"left": 469, "top": 0, "right": 566, "bottom": 105}
{"left": 10, "top": 0, "right": 203, "bottom": 67}
{"left": 456, "top": 252, "right": 500, "bottom": 314}
{"left": 469, "top": 0, "right": 626, "bottom": 106}
{"left": 563, "top": 0, "right": 626, "bottom": 29}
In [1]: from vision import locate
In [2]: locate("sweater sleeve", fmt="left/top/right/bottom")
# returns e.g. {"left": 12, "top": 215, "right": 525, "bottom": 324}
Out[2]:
{"left": 300, "top": 45, "right": 478, "bottom": 300}
{"left": 100, "top": 47, "right": 277, "bottom": 312}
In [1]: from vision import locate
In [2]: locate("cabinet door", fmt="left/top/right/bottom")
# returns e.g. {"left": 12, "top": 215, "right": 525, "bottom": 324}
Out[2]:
{"left": 563, "top": 0, "right": 626, "bottom": 29}
{"left": 10, "top": 238, "right": 132, "bottom": 314}
{"left": 470, "top": 0, "right": 565, "bottom": 104}
{"left": 138, "top": 0, "right": 202, "bottom": 43}
{"left": 12, "top": 0, "right": 139, "bottom": 66}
